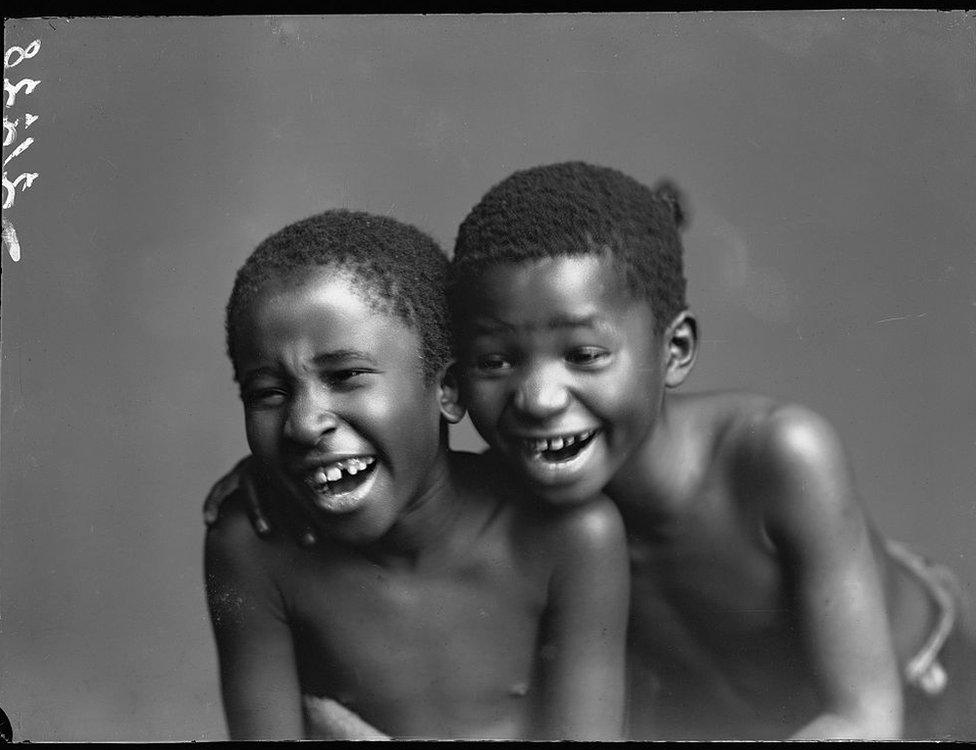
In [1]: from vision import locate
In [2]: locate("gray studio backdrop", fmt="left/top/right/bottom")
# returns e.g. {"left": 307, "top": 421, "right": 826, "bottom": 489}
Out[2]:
{"left": 1, "top": 13, "right": 973, "bottom": 742}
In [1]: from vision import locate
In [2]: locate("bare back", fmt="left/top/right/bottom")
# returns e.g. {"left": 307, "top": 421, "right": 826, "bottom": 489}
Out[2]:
{"left": 618, "top": 391, "right": 933, "bottom": 740}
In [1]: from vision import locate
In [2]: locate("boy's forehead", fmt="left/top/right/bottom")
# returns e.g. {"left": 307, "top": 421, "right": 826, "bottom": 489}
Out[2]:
{"left": 239, "top": 271, "right": 411, "bottom": 350}
{"left": 460, "top": 255, "right": 647, "bottom": 319}
{"left": 253, "top": 267, "right": 394, "bottom": 319}
{"left": 268, "top": 264, "right": 368, "bottom": 299}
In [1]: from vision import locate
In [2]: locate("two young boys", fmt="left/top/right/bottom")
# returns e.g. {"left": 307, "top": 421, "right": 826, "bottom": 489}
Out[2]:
{"left": 206, "top": 162, "right": 976, "bottom": 740}
{"left": 204, "top": 210, "right": 628, "bottom": 740}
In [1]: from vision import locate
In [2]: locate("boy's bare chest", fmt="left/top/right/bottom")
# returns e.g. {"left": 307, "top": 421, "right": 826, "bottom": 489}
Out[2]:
{"left": 281, "top": 545, "right": 548, "bottom": 736}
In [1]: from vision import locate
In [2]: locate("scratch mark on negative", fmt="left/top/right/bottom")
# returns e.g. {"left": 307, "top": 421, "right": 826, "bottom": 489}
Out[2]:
{"left": 875, "top": 313, "right": 928, "bottom": 325}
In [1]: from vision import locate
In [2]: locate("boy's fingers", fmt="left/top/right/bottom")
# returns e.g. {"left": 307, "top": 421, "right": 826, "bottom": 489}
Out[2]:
{"left": 239, "top": 459, "right": 316, "bottom": 546}
{"left": 246, "top": 508, "right": 272, "bottom": 538}
{"left": 242, "top": 470, "right": 273, "bottom": 537}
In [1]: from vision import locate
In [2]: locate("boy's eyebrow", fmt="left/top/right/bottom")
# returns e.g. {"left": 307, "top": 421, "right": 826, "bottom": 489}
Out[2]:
{"left": 312, "top": 349, "right": 377, "bottom": 365}
{"left": 471, "top": 314, "right": 607, "bottom": 334}
{"left": 239, "top": 365, "right": 280, "bottom": 385}
{"left": 545, "top": 313, "right": 605, "bottom": 331}
{"left": 240, "top": 350, "right": 377, "bottom": 381}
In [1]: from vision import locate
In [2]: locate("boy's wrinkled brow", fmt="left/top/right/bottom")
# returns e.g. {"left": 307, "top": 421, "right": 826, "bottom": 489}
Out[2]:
{"left": 311, "top": 349, "right": 377, "bottom": 365}
{"left": 241, "top": 349, "right": 378, "bottom": 380}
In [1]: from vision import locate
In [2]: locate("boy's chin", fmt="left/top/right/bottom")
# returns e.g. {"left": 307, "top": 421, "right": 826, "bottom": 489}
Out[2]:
{"left": 523, "top": 474, "right": 610, "bottom": 507}
{"left": 505, "top": 438, "right": 613, "bottom": 506}
{"left": 307, "top": 505, "right": 397, "bottom": 547}
{"left": 276, "top": 471, "right": 396, "bottom": 544}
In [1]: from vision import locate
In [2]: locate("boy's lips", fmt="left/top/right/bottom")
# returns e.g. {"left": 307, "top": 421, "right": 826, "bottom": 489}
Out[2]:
{"left": 517, "top": 428, "right": 599, "bottom": 455}
{"left": 294, "top": 454, "right": 379, "bottom": 514}
{"left": 504, "top": 427, "right": 603, "bottom": 484}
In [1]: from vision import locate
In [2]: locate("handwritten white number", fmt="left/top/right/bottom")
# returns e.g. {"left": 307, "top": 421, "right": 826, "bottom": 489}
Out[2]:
{"left": 4, "top": 40, "right": 41, "bottom": 69}
{"left": 3, "top": 77, "right": 41, "bottom": 107}
{"left": 2, "top": 117, "right": 17, "bottom": 147}
{"left": 3, "top": 40, "right": 42, "bottom": 261}
{"left": 2, "top": 216, "right": 21, "bottom": 261}
{"left": 3, "top": 136, "right": 33, "bottom": 167}
{"left": 2, "top": 170, "right": 39, "bottom": 210}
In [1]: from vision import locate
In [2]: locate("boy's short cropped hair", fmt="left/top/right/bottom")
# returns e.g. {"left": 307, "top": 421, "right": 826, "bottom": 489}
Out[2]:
{"left": 226, "top": 209, "right": 452, "bottom": 382}
{"left": 451, "top": 161, "right": 689, "bottom": 333}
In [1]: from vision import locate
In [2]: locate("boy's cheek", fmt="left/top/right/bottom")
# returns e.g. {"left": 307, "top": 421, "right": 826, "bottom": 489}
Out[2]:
{"left": 243, "top": 411, "right": 280, "bottom": 458}
{"left": 458, "top": 385, "right": 502, "bottom": 426}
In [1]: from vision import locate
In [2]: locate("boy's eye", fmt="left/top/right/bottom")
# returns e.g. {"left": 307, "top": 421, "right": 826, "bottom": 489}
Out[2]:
{"left": 475, "top": 354, "right": 512, "bottom": 372}
{"left": 566, "top": 347, "right": 611, "bottom": 367}
{"left": 327, "top": 369, "right": 372, "bottom": 387}
{"left": 244, "top": 388, "right": 288, "bottom": 407}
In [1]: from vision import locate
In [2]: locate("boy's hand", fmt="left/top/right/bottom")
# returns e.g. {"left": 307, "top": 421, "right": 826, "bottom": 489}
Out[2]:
{"left": 203, "top": 456, "right": 320, "bottom": 547}
{"left": 203, "top": 456, "right": 269, "bottom": 533}
{"left": 302, "top": 695, "right": 390, "bottom": 740}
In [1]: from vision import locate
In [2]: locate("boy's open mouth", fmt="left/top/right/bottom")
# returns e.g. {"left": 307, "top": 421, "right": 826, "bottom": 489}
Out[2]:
{"left": 520, "top": 429, "right": 599, "bottom": 463}
{"left": 303, "top": 456, "right": 378, "bottom": 512}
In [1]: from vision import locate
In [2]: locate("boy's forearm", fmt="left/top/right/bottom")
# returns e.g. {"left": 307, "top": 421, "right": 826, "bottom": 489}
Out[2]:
{"left": 535, "top": 503, "right": 629, "bottom": 740}
{"left": 788, "top": 704, "right": 902, "bottom": 741}
{"left": 302, "top": 695, "right": 391, "bottom": 740}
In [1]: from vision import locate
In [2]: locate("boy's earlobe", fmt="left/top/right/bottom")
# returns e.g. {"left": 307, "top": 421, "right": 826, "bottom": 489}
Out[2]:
{"left": 665, "top": 311, "right": 698, "bottom": 388}
{"left": 439, "top": 362, "right": 467, "bottom": 424}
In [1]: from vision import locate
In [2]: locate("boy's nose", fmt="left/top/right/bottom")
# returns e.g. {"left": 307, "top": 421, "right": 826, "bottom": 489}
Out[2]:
{"left": 513, "top": 371, "right": 571, "bottom": 419}
{"left": 283, "top": 389, "right": 339, "bottom": 445}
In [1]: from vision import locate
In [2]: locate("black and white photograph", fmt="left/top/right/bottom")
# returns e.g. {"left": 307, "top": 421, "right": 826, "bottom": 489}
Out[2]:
{"left": 1, "top": 11, "right": 974, "bottom": 742}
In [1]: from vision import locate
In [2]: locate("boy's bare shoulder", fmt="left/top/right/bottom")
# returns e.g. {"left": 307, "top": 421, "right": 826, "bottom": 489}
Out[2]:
{"left": 527, "top": 495, "right": 627, "bottom": 562}
{"left": 676, "top": 390, "right": 845, "bottom": 466}
{"left": 723, "top": 396, "right": 847, "bottom": 479}
{"left": 205, "top": 489, "right": 293, "bottom": 570}
{"left": 694, "top": 391, "right": 857, "bottom": 521}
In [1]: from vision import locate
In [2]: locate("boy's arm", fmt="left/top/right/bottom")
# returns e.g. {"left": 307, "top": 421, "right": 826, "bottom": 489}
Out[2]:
{"left": 532, "top": 498, "right": 630, "bottom": 740}
{"left": 748, "top": 405, "right": 903, "bottom": 740}
{"left": 302, "top": 695, "right": 390, "bottom": 740}
{"left": 204, "top": 498, "right": 305, "bottom": 739}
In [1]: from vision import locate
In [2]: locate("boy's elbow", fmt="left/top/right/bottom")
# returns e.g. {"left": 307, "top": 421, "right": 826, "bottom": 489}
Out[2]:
{"left": 830, "top": 689, "right": 904, "bottom": 740}
{"left": 856, "top": 692, "right": 904, "bottom": 740}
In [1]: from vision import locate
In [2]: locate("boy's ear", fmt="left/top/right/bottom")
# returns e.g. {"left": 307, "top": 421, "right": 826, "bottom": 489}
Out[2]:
{"left": 437, "top": 361, "right": 466, "bottom": 424}
{"left": 664, "top": 310, "right": 698, "bottom": 388}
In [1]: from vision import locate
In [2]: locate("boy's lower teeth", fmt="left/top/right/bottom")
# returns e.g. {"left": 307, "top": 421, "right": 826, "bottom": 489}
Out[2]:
{"left": 541, "top": 444, "right": 581, "bottom": 462}
{"left": 528, "top": 432, "right": 596, "bottom": 463}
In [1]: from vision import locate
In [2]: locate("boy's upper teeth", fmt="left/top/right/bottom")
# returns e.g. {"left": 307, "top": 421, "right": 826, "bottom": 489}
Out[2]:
{"left": 310, "top": 456, "right": 375, "bottom": 484}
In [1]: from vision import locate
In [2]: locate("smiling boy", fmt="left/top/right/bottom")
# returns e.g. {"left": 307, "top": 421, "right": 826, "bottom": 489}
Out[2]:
{"left": 446, "top": 162, "right": 976, "bottom": 740}
{"left": 205, "top": 209, "right": 628, "bottom": 740}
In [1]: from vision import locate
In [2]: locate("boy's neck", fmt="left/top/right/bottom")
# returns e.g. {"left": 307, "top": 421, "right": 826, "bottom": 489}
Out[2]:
{"left": 605, "top": 394, "right": 705, "bottom": 531}
{"left": 359, "top": 446, "right": 462, "bottom": 569}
